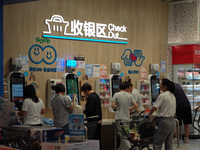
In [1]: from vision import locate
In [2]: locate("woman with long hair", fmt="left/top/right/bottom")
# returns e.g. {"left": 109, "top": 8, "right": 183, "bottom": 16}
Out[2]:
{"left": 18, "top": 85, "right": 45, "bottom": 126}
{"left": 149, "top": 78, "right": 176, "bottom": 150}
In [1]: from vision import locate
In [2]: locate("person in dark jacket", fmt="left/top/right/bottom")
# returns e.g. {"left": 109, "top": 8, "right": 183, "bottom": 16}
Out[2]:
{"left": 81, "top": 82, "right": 102, "bottom": 148}
{"left": 173, "top": 83, "right": 192, "bottom": 143}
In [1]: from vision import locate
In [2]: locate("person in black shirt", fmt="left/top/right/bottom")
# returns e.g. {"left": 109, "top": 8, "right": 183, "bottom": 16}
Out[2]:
{"left": 173, "top": 83, "right": 192, "bottom": 143}
{"left": 81, "top": 82, "right": 102, "bottom": 148}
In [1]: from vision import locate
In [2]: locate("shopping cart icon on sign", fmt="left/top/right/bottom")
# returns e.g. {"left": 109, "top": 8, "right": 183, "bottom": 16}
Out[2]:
{"left": 43, "top": 15, "right": 69, "bottom": 35}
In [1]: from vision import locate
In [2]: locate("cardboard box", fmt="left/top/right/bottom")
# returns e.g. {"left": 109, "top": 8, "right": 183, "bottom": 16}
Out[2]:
{"left": 30, "top": 126, "right": 65, "bottom": 143}
{"left": 68, "top": 114, "right": 85, "bottom": 141}
{"left": 41, "top": 139, "right": 99, "bottom": 150}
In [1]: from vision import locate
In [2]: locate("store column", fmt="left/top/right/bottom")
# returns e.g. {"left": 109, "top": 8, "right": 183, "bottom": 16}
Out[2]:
{"left": 0, "top": 1, "right": 3, "bottom": 97}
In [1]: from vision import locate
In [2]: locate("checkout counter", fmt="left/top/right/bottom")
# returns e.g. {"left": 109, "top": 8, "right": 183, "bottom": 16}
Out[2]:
{"left": 101, "top": 119, "right": 117, "bottom": 150}
{"left": 41, "top": 119, "right": 116, "bottom": 150}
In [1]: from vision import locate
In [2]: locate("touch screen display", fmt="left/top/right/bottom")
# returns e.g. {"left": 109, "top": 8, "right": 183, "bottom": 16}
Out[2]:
{"left": 10, "top": 73, "right": 25, "bottom": 110}
{"left": 67, "top": 78, "right": 78, "bottom": 100}
{"left": 112, "top": 75, "right": 122, "bottom": 97}
{"left": 151, "top": 77, "right": 160, "bottom": 104}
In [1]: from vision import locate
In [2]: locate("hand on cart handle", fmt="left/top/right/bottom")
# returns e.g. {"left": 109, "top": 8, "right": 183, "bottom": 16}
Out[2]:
{"left": 148, "top": 115, "right": 158, "bottom": 122}
{"left": 143, "top": 115, "right": 158, "bottom": 122}
{"left": 129, "top": 107, "right": 134, "bottom": 114}
{"left": 138, "top": 110, "right": 145, "bottom": 116}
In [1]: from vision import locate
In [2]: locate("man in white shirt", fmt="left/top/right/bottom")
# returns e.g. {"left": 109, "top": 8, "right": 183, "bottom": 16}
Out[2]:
{"left": 124, "top": 81, "right": 145, "bottom": 113}
{"left": 111, "top": 82, "right": 138, "bottom": 150}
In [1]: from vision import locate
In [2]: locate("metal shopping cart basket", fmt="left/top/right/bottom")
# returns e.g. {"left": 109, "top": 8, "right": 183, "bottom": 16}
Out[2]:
{"left": 1, "top": 126, "right": 41, "bottom": 150}
{"left": 121, "top": 116, "right": 157, "bottom": 150}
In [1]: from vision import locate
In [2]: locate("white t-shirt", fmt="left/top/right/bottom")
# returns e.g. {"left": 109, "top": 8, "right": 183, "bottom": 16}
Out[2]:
{"left": 153, "top": 91, "right": 176, "bottom": 117}
{"left": 132, "top": 89, "right": 145, "bottom": 111}
{"left": 22, "top": 98, "right": 45, "bottom": 125}
{"left": 112, "top": 91, "right": 136, "bottom": 120}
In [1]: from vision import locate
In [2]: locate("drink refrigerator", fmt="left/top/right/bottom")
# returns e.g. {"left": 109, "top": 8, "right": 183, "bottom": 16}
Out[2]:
{"left": 172, "top": 45, "right": 200, "bottom": 137}
{"left": 173, "top": 64, "right": 200, "bottom": 110}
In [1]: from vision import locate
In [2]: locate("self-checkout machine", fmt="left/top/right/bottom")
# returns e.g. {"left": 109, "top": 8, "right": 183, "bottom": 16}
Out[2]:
{"left": 7, "top": 57, "right": 25, "bottom": 111}
{"left": 104, "top": 63, "right": 122, "bottom": 149}
{"left": 62, "top": 60, "right": 85, "bottom": 141}
{"left": 147, "top": 63, "right": 160, "bottom": 106}
{"left": 104, "top": 63, "right": 122, "bottom": 115}
{"left": 0, "top": 57, "right": 24, "bottom": 127}
{"left": 110, "top": 63, "right": 122, "bottom": 98}
{"left": 47, "top": 60, "right": 80, "bottom": 108}
{"left": 62, "top": 60, "right": 82, "bottom": 113}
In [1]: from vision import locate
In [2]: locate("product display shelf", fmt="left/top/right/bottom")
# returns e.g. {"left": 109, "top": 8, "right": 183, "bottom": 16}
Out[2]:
{"left": 96, "top": 79, "right": 111, "bottom": 107}
{"left": 177, "top": 69, "right": 200, "bottom": 110}
{"left": 3, "top": 78, "right": 8, "bottom": 101}
{"left": 137, "top": 80, "right": 150, "bottom": 108}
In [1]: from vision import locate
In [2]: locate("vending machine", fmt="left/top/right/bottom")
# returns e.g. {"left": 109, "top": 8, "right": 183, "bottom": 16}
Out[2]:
{"left": 148, "top": 74, "right": 160, "bottom": 105}
{"left": 7, "top": 71, "right": 25, "bottom": 111}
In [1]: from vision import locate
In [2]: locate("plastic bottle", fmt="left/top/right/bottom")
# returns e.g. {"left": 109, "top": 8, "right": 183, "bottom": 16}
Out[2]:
{"left": 43, "top": 118, "right": 53, "bottom": 126}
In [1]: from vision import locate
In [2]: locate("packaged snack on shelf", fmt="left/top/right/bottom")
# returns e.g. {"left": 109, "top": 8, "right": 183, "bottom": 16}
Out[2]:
{"left": 186, "top": 72, "right": 193, "bottom": 79}
{"left": 178, "top": 72, "right": 185, "bottom": 79}
{"left": 194, "top": 72, "right": 200, "bottom": 79}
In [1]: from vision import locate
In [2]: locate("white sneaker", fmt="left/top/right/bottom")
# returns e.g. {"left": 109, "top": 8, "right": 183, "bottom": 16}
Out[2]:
{"left": 173, "top": 138, "right": 177, "bottom": 144}
{"left": 184, "top": 137, "right": 189, "bottom": 143}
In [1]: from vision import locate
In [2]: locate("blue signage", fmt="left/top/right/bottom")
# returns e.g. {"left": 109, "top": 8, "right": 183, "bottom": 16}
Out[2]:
{"left": 77, "top": 71, "right": 81, "bottom": 76}
{"left": 24, "top": 71, "right": 28, "bottom": 77}
{"left": 120, "top": 72, "right": 124, "bottom": 77}
{"left": 121, "top": 49, "right": 145, "bottom": 67}
{"left": 29, "top": 44, "right": 57, "bottom": 65}
{"left": 67, "top": 60, "right": 77, "bottom": 67}
{"left": 128, "top": 70, "right": 139, "bottom": 74}
{"left": 29, "top": 67, "right": 57, "bottom": 72}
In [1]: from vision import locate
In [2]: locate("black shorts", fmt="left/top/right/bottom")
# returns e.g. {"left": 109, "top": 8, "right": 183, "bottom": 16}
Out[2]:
{"left": 176, "top": 107, "right": 192, "bottom": 126}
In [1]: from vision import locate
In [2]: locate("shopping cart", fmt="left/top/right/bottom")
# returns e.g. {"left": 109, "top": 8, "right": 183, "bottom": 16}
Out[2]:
{"left": 189, "top": 105, "right": 200, "bottom": 139}
{"left": 121, "top": 115, "right": 157, "bottom": 150}
{"left": 1, "top": 126, "right": 41, "bottom": 150}
{"left": 192, "top": 105, "right": 200, "bottom": 133}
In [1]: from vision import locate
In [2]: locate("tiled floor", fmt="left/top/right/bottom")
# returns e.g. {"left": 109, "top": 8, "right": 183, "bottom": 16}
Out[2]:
{"left": 172, "top": 139, "right": 200, "bottom": 150}
{"left": 148, "top": 138, "right": 200, "bottom": 150}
